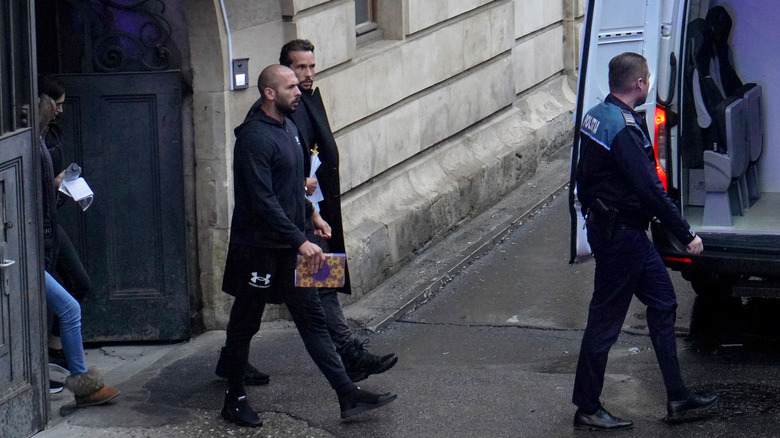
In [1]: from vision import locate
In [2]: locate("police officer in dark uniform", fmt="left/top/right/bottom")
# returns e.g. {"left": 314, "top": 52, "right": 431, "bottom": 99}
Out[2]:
{"left": 572, "top": 52, "right": 717, "bottom": 431}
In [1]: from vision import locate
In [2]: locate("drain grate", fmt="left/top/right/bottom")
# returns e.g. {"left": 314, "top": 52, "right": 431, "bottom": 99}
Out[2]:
{"left": 695, "top": 383, "right": 780, "bottom": 420}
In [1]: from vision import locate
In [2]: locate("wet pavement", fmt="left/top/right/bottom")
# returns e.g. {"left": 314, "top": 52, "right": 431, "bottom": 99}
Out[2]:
{"left": 38, "top": 183, "right": 780, "bottom": 437}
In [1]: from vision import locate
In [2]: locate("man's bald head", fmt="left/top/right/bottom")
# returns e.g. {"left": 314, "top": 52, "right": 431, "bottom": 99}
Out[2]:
{"left": 256, "top": 64, "right": 301, "bottom": 120}
{"left": 258, "top": 65, "right": 293, "bottom": 101}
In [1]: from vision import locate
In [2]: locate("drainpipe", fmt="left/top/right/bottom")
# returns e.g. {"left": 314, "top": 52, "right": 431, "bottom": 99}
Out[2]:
{"left": 218, "top": 0, "right": 235, "bottom": 90}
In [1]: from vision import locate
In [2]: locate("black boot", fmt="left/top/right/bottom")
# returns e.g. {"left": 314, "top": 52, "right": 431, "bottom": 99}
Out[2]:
{"left": 215, "top": 347, "right": 270, "bottom": 385}
{"left": 338, "top": 387, "right": 397, "bottom": 419}
{"left": 667, "top": 392, "right": 718, "bottom": 420}
{"left": 221, "top": 391, "right": 263, "bottom": 427}
{"left": 342, "top": 339, "right": 398, "bottom": 382}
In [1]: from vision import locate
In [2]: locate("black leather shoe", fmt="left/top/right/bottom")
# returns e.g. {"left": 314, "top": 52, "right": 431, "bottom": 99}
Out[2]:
{"left": 667, "top": 392, "right": 717, "bottom": 420}
{"left": 215, "top": 347, "right": 270, "bottom": 385}
{"left": 221, "top": 392, "right": 263, "bottom": 427}
{"left": 338, "top": 387, "right": 397, "bottom": 419}
{"left": 574, "top": 408, "right": 634, "bottom": 431}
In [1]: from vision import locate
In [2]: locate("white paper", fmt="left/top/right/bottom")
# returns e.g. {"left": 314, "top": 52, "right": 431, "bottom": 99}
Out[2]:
{"left": 60, "top": 177, "right": 93, "bottom": 201}
{"left": 307, "top": 154, "right": 324, "bottom": 205}
{"left": 235, "top": 73, "right": 246, "bottom": 87}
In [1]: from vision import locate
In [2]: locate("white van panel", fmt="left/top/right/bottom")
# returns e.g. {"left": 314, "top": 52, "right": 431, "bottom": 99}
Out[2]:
{"left": 710, "top": 0, "right": 780, "bottom": 191}
{"left": 579, "top": 0, "right": 663, "bottom": 127}
{"left": 571, "top": 0, "right": 665, "bottom": 261}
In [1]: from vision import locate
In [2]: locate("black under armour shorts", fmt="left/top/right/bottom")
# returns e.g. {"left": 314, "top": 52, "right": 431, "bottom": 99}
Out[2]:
{"left": 222, "top": 244, "right": 299, "bottom": 304}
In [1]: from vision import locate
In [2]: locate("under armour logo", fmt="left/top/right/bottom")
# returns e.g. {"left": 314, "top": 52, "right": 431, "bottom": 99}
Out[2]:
{"left": 249, "top": 272, "right": 271, "bottom": 288}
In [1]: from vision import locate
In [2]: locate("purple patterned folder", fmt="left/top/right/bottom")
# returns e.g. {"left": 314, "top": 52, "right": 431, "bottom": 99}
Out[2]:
{"left": 295, "top": 253, "right": 346, "bottom": 288}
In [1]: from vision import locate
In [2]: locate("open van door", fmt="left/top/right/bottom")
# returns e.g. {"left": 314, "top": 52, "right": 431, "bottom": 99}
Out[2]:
{"left": 569, "top": 0, "right": 668, "bottom": 262}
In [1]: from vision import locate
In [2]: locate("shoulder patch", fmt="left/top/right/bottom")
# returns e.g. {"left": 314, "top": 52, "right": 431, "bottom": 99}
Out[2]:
{"left": 621, "top": 109, "right": 637, "bottom": 128}
{"left": 581, "top": 113, "right": 601, "bottom": 134}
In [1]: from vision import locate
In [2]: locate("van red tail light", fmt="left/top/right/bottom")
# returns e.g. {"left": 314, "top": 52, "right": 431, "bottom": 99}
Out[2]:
{"left": 654, "top": 105, "right": 668, "bottom": 191}
{"left": 662, "top": 256, "right": 692, "bottom": 264}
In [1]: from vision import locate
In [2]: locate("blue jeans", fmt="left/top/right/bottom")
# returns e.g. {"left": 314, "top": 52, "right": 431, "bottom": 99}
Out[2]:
{"left": 45, "top": 271, "right": 88, "bottom": 376}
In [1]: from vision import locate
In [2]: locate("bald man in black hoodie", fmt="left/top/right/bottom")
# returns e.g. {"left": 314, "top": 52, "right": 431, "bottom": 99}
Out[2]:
{"left": 218, "top": 65, "right": 396, "bottom": 428}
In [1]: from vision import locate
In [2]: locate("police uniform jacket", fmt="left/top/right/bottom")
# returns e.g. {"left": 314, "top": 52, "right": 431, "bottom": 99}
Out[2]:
{"left": 576, "top": 94, "right": 696, "bottom": 245}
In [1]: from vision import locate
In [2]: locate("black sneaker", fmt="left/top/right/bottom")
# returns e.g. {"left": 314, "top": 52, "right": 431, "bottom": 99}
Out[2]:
{"left": 221, "top": 392, "right": 263, "bottom": 427}
{"left": 49, "top": 380, "right": 64, "bottom": 394}
{"left": 215, "top": 347, "right": 270, "bottom": 385}
{"left": 343, "top": 340, "right": 398, "bottom": 382}
{"left": 338, "top": 387, "right": 397, "bottom": 419}
{"left": 49, "top": 348, "right": 69, "bottom": 374}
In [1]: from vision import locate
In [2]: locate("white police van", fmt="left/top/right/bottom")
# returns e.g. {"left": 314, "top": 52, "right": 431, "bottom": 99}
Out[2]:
{"left": 570, "top": 0, "right": 780, "bottom": 297}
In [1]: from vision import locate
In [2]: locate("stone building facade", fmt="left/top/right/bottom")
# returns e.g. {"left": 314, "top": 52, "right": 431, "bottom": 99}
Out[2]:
{"left": 186, "top": 0, "right": 586, "bottom": 329}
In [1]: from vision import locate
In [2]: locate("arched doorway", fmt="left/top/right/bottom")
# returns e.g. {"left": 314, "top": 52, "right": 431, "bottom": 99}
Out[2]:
{"left": 35, "top": 0, "right": 192, "bottom": 342}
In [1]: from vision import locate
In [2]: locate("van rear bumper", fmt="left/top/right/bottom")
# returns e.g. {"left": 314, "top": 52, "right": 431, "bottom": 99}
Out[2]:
{"left": 651, "top": 221, "right": 780, "bottom": 278}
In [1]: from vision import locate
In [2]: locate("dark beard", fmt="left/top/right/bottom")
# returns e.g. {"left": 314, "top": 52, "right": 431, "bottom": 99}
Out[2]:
{"left": 275, "top": 99, "right": 298, "bottom": 116}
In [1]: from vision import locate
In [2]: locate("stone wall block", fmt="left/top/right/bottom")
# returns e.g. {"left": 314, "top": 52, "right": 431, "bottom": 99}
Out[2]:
{"left": 450, "top": 56, "right": 513, "bottom": 135}
{"left": 407, "top": 0, "right": 446, "bottom": 35}
{"left": 533, "top": 26, "right": 565, "bottom": 83}
{"left": 513, "top": 25, "right": 564, "bottom": 94}
{"left": 434, "top": 22, "right": 466, "bottom": 84}
{"left": 514, "top": 0, "right": 564, "bottom": 39}
{"left": 280, "top": 0, "right": 332, "bottom": 16}
{"left": 338, "top": 115, "right": 382, "bottom": 191}
{"left": 345, "top": 219, "right": 392, "bottom": 295}
{"left": 224, "top": 0, "right": 281, "bottom": 32}
{"left": 462, "top": 10, "right": 491, "bottom": 68}
{"left": 489, "top": 3, "right": 514, "bottom": 54}
{"left": 189, "top": 35, "right": 229, "bottom": 93}
{"left": 195, "top": 159, "right": 232, "bottom": 230}
{"left": 316, "top": 64, "right": 367, "bottom": 132}
{"left": 419, "top": 86, "right": 453, "bottom": 147}
{"left": 382, "top": 100, "right": 422, "bottom": 170}
{"left": 407, "top": 0, "right": 494, "bottom": 34}
{"left": 290, "top": 1, "right": 355, "bottom": 72}
{"left": 200, "top": 228, "right": 232, "bottom": 329}
{"left": 193, "top": 92, "right": 229, "bottom": 161}
{"left": 400, "top": 33, "right": 439, "bottom": 97}
{"left": 513, "top": 37, "right": 535, "bottom": 94}
{"left": 231, "top": 21, "right": 286, "bottom": 85}
{"left": 363, "top": 49, "right": 405, "bottom": 114}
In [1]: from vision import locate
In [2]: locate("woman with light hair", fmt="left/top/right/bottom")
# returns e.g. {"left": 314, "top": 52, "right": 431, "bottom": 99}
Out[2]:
{"left": 39, "top": 95, "right": 121, "bottom": 408}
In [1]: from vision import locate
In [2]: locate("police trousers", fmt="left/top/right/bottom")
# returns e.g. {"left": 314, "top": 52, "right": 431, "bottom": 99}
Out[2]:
{"left": 572, "top": 220, "right": 686, "bottom": 414}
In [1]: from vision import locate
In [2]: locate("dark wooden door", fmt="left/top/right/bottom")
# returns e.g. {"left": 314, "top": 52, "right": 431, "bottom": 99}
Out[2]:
{"left": 56, "top": 72, "right": 189, "bottom": 342}
{"left": 0, "top": 0, "right": 48, "bottom": 436}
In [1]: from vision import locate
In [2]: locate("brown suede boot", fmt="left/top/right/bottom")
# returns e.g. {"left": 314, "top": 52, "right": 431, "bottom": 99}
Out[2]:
{"left": 64, "top": 368, "right": 121, "bottom": 407}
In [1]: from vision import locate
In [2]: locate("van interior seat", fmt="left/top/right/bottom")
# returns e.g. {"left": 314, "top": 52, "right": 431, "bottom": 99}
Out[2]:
{"left": 706, "top": 5, "right": 763, "bottom": 205}
{"left": 687, "top": 15, "right": 751, "bottom": 226}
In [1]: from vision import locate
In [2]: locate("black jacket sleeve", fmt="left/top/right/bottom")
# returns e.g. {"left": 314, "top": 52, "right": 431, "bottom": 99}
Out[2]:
{"left": 235, "top": 130, "right": 307, "bottom": 249}
{"left": 611, "top": 128, "right": 696, "bottom": 245}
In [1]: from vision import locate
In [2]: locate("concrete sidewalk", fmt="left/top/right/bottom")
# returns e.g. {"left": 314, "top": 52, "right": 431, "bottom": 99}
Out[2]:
{"left": 37, "top": 149, "right": 570, "bottom": 437}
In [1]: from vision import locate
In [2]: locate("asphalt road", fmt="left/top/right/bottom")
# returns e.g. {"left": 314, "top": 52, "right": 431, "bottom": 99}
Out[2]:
{"left": 42, "top": 194, "right": 780, "bottom": 438}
